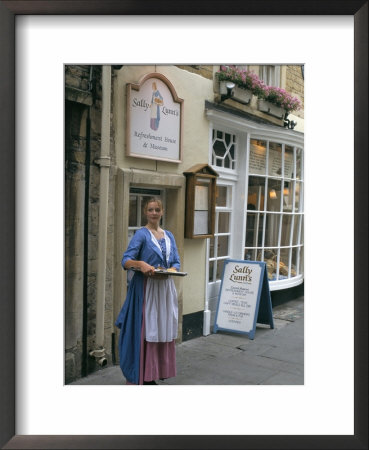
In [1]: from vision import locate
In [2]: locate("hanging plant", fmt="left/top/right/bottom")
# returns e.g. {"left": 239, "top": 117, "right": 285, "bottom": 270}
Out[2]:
{"left": 216, "top": 65, "right": 302, "bottom": 114}
{"left": 216, "top": 65, "right": 265, "bottom": 95}
{"left": 259, "top": 86, "right": 302, "bottom": 114}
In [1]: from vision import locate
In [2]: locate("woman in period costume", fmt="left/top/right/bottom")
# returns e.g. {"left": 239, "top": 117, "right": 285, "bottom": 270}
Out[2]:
{"left": 115, "top": 198, "right": 180, "bottom": 385}
{"left": 150, "top": 82, "right": 163, "bottom": 131}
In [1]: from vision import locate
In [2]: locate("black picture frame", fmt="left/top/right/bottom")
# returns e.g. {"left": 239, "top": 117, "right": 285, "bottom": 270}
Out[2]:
{"left": 1, "top": 1, "right": 367, "bottom": 449}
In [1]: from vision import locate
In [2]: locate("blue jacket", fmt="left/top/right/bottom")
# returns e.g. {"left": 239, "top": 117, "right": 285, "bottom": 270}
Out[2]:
{"left": 115, "top": 227, "right": 180, "bottom": 384}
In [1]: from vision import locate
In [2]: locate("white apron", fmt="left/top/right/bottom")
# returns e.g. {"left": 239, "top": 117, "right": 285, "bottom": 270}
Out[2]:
{"left": 144, "top": 230, "right": 178, "bottom": 342}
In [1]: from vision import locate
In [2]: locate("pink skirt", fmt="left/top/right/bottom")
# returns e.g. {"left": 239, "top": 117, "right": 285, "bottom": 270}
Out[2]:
{"left": 127, "top": 296, "right": 176, "bottom": 385}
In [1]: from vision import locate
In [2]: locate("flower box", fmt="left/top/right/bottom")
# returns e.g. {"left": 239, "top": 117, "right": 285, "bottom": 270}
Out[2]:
{"left": 258, "top": 99, "right": 286, "bottom": 119}
{"left": 219, "top": 81, "right": 253, "bottom": 105}
{"left": 233, "top": 86, "right": 253, "bottom": 105}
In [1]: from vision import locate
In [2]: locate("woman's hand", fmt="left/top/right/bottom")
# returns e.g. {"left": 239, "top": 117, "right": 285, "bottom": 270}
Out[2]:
{"left": 139, "top": 262, "right": 155, "bottom": 276}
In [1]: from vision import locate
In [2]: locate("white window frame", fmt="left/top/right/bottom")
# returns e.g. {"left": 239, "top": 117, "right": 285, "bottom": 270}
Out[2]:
{"left": 210, "top": 127, "right": 238, "bottom": 175}
{"left": 260, "top": 65, "right": 281, "bottom": 87}
{"left": 245, "top": 139, "right": 304, "bottom": 290}
{"left": 206, "top": 107, "right": 304, "bottom": 292}
{"left": 207, "top": 181, "right": 234, "bottom": 284}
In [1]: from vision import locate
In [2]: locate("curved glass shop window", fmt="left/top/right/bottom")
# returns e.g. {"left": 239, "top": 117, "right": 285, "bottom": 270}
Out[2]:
{"left": 245, "top": 139, "right": 304, "bottom": 289}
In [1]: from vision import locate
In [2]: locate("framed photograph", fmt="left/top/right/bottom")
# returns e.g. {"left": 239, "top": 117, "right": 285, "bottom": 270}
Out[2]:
{"left": 1, "top": 1, "right": 367, "bottom": 449}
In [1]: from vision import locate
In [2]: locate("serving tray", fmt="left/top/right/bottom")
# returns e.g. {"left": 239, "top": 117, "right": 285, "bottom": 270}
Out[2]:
{"left": 154, "top": 269, "right": 188, "bottom": 277}
{"left": 130, "top": 267, "right": 188, "bottom": 277}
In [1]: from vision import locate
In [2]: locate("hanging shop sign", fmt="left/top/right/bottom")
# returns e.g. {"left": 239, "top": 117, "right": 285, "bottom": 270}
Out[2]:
{"left": 214, "top": 260, "right": 274, "bottom": 339}
{"left": 126, "top": 73, "right": 183, "bottom": 163}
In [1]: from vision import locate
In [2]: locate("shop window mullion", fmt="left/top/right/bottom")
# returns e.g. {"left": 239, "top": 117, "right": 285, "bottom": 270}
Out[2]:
{"left": 296, "top": 213, "right": 303, "bottom": 274}
{"left": 288, "top": 140, "right": 296, "bottom": 274}
{"left": 276, "top": 213, "right": 283, "bottom": 280}
{"left": 260, "top": 141, "right": 269, "bottom": 261}
{"left": 300, "top": 180, "right": 304, "bottom": 213}
{"left": 287, "top": 213, "right": 295, "bottom": 277}
{"left": 301, "top": 146, "right": 304, "bottom": 182}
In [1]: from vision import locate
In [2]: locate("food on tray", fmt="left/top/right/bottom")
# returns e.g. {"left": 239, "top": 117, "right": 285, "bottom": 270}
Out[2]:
{"left": 155, "top": 266, "right": 177, "bottom": 272}
{"left": 152, "top": 267, "right": 187, "bottom": 277}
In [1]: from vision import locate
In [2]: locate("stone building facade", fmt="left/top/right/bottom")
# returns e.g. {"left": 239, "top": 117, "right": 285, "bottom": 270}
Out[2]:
{"left": 65, "top": 64, "right": 304, "bottom": 383}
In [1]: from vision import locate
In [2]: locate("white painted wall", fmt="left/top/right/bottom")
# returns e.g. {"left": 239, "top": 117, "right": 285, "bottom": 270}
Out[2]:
{"left": 113, "top": 65, "right": 214, "bottom": 316}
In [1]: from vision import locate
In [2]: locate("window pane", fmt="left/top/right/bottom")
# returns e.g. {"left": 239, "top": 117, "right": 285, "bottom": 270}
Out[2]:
{"left": 293, "top": 215, "right": 301, "bottom": 245}
{"left": 245, "top": 212, "right": 264, "bottom": 247}
{"left": 292, "top": 247, "right": 299, "bottom": 277}
{"left": 209, "top": 237, "right": 215, "bottom": 258}
{"left": 140, "top": 198, "right": 146, "bottom": 226}
{"left": 263, "top": 249, "right": 278, "bottom": 281}
{"left": 217, "top": 236, "right": 229, "bottom": 257}
{"left": 267, "top": 179, "right": 282, "bottom": 211}
{"left": 299, "top": 246, "right": 304, "bottom": 274}
{"left": 244, "top": 248, "right": 257, "bottom": 261}
{"left": 283, "top": 180, "right": 294, "bottom": 212}
{"left": 129, "top": 195, "right": 138, "bottom": 227}
{"left": 224, "top": 154, "right": 232, "bottom": 170}
{"left": 296, "top": 148, "right": 303, "bottom": 180}
{"left": 281, "top": 214, "right": 292, "bottom": 246}
{"left": 247, "top": 176, "right": 265, "bottom": 211}
{"left": 294, "top": 181, "right": 302, "bottom": 212}
{"left": 265, "top": 214, "right": 280, "bottom": 247}
{"left": 216, "top": 186, "right": 227, "bottom": 206}
{"left": 212, "top": 129, "right": 236, "bottom": 169}
{"left": 213, "top": 140, "right": 226, "bottom": 158}
{"left": 268, "top": 142, "right": 282, "bottom": 177}
{"left": 249, "top": 139, "right": 266, "bottom": 175}
{"left": 225, "top": 147, "right": 235, "bottom": 169}
{"left": 284, "top": 145, "right": 294, "bottom": 178}
{"left": 279, "top": 247, "right": 291, "bottom": 279}
{"left": 216, "top": 259, "right": 225, "bottom": 280}
{"left": 218, "top": 212, "right": 230, "bottom": 233}
{"left": 300, "top": 216, "right": 304, "bottom": 245}
{"left": 208, "top": 260, "right": 214, "bottom": 282}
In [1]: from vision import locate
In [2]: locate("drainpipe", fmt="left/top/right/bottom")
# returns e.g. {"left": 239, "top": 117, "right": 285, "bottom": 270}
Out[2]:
{"left": 89, "top": 65, "right": 111, "bottom": 367}
{"left": 81, "top": 66, "right": 94, "bottom": 377}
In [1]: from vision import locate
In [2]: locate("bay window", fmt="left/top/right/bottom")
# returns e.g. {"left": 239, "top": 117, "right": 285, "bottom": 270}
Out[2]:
{"left": 245, "top": 138, "right": 304, "bottom": 287}
{"left": 207, "top": 105, "right": 304, "bottom": 297}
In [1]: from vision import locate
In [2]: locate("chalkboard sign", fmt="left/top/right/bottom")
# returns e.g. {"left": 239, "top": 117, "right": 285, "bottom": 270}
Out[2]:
{"left": 214, "top": 260, "right": 274, "bottom": 339}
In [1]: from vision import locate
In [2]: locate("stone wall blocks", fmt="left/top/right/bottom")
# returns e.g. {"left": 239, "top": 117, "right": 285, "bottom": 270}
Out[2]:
{"left": 65, "top": 353, "right": 76, "bottom": 384}
{"left": 65, "top": 75, "right": 81, "bottom": 89}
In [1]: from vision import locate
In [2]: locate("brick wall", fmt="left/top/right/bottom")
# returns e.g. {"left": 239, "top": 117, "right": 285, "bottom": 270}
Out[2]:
{"left": 286, "top": 65, "right": 304, "bottom": 118}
